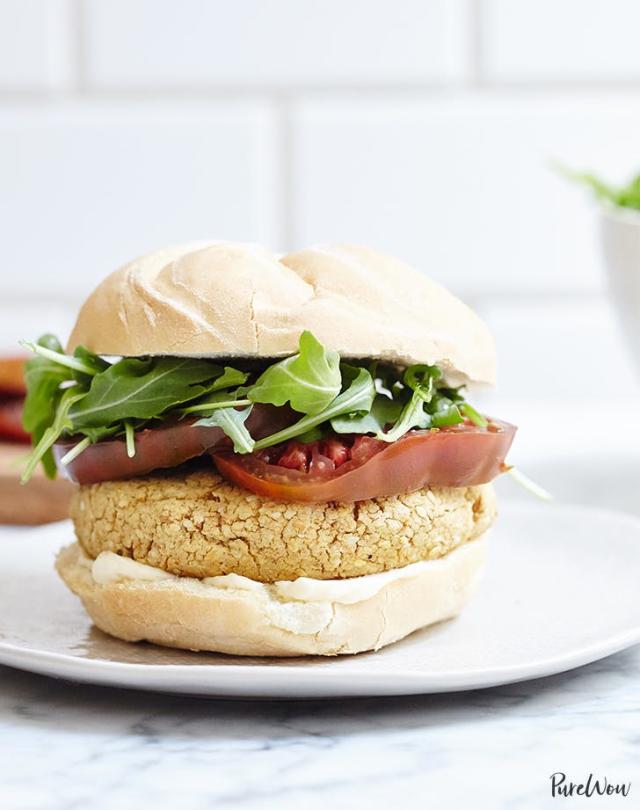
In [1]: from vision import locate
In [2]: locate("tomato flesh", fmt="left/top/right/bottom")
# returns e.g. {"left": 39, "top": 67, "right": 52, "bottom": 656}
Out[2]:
{"left": 213, "top": 420, "right": 516, "bottom": 503}
{"left": 268, "top": 437, "right": 352, "bottom": 474}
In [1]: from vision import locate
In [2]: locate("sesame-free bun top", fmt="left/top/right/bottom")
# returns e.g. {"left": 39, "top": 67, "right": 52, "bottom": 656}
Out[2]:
{"left": 67, "top": 241, "right": 496, "bottom": 385}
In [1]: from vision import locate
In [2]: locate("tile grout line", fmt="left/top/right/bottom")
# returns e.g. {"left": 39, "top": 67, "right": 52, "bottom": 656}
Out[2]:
{"left": 3, "top": 83, "right": 640, "bottom": 106}
{"left": 467, "top": 0, "right": 485, "bottom": 87}
{"left": 274, "top": 94, "right": 294, "bottom": 252}
{"left": 68, "top": 0, "right": 87, "bottom": 94}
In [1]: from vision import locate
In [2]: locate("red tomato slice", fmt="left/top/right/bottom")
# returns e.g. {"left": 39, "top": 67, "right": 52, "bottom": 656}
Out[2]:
{"left": 54, "top": 404, "right": 295, "bottom": 485}
{"left": 0, "top": 397, "right": 30, "bottom": 443}
{"left": 213, "top": 420, "right": 517, "bottom": 503}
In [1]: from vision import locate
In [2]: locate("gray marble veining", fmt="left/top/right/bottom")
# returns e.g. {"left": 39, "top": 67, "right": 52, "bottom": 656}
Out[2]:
{"left": 1, "top": 646, "right": 638, "bottom": 809}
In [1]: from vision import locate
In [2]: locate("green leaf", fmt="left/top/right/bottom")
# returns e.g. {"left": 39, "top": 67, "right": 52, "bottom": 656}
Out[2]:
{"left": 22, "top": 335, "right": 76, "bottom": 478}
{"left": 617, "top": 174, "right": 640, "bottom": 209}
{"left": 403, "top": 364, "right": 441, "bottom": 401}
{"left": 556, "top": 163, "right": 640, "bottom": 210}
{"left": 21, "top": 387, "right": 86, "bottom": 483}
{"left": 332, "top": 394, "right": 402, "bottom": 435}
{"left": 69, "top": 357, "right": 222, "bottom": 428}
{"left": 194, "top": 406, "right": 255, "bottom": 454}
{"left": 71, "top": 346, "right": 110, "bottom": 383}
{"left": 430, "top": 402, "right": 463, "bottom": 428}
{"left": 20, "top": 338, "right": 98, "bottom": 376}
{"left": 249, "top": 331, "right": 341, "bottom": 415}
{"left": 124, "top": 421, "right": 136, "bottom": 458}
{"left": 78, "top": 424, "right": 122, "bottom": 443}
{"left": 254, "top": 367, "right": 375, "bottom": 450}
{"left": 296, "top": 425, "right": 328, "bottom": 444}
{"left": 204, "top": 366, "right": 249, "bottom": 392}
{"left": 459, "top": 402, "right": 488, "bottom": 428}
{"left": 368, "top": 363, "right": 443, "bottom": 443}
{"left": 375, "top": 390, "right": 431, "bottom": 443}
{"left": 180, "top": 394, "right": 252, "bottom": 416}
{"left": 179, "top": 367, "right": 250, "bottom": 415}
{"left": 58, "top": 436, "right": 91, "bottom": 466}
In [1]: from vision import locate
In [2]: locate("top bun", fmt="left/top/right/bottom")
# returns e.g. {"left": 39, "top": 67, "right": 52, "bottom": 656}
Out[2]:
{"left": 67, "top": 241, "right": 496, "bottom": 385}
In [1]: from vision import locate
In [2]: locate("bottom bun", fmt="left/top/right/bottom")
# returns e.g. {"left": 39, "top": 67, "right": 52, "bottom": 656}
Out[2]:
{"left": 56, "top": 537, "right": 487, "bottom": 657}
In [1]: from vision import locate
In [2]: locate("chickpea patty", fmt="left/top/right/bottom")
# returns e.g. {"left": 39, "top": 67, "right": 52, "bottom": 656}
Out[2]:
{"left": 71, "top": 471, "right": 496, "bottom": 582}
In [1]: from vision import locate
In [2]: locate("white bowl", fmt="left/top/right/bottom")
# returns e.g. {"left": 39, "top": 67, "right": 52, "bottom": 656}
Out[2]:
{"left": 600, "top": 206, "right": 640, "bottom": 372}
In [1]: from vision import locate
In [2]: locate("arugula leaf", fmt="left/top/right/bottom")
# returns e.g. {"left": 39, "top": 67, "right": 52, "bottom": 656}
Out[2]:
{"left": 21, "top": 387, "right": 86, "bottom": 483}
{"left": 430, "top": 401, "right": 463, "bottom": 428}
{"left": 124, "top": 421, "right": 136, "bottom": 458}
{"left": 20, "top": 338, "right": 98, "bottom": 376}
{"left": 20, "top": 331, "right": 491, "bottom": 482}
{"left": 459, "top": 402, "right": 488, "bottom": 428}
{"left": 71, "top": 346, "right": 110, "bottom": 383}
{"left": 22, "top": 335, "right": 77, "bottom": 478}
{"left": 332, "top": 394, "right": 402, "bottom": 435}
{"left": 249, "top": 331, "right": 341, "bottom": 415}
{"left": 296, "top": 425, "right": 328, "bottom": 444}
{"left": 372, "top": 363, "right": 446, "bottom": 443}
{"left": 195, "top": 406, "right": 255, "bottom": 454}
{"left": 69, "top": 357, "right": 222, "bottom": 428}
{"left": 254, "top": 367, "right": 375, "bottom": 450}
{"left": 204, "top": 366, "right": 249, "bottom": 392}
{"left": 375, "top": 390, "right": 431, "bottom": 443}
{"left": 404, "top": 364, "right": 442, "bottom": 400}
{"left": 180, "top": 368, "right": 251, "bottom": 415}
{"left": 181, "top": 392, "right": 251, "bottom": 416}
{"left": 58, "top": 436, "right": 91, "bottom": 466}
{"left": 78, "top": 424, "right": 122, "bottom": 443}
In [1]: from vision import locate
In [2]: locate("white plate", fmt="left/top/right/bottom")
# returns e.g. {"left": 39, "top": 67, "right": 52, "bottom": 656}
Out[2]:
{"left": 0, "top": 502, "right": 638, "bottom": 698}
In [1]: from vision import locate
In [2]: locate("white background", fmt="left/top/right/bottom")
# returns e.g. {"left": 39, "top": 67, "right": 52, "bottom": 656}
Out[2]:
{"left": 1, "top": 0, "right": 640, "bottom": 463}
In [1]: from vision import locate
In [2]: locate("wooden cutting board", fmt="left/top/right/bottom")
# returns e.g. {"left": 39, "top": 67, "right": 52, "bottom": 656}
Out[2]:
{"left": 0, "top": 443, "right": 74, "bottom": 525}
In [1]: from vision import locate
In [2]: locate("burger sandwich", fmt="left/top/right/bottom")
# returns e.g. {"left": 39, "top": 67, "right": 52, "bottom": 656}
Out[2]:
{"left": 21, "top": 242, "right": 516, "bottom": 656}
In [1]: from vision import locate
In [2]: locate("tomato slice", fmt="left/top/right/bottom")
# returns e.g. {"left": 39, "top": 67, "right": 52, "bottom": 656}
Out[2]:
{"left": 213, "top": 420, "right": 516, "bottom": 503}
{"left": 0, "top": 357, "right": 26, "bottom": 396}
{"left": 0, "top": 397, "right": 30, "bottom": 443}
{"left": 54, "top": 404, "right": 295, "bottom": 485}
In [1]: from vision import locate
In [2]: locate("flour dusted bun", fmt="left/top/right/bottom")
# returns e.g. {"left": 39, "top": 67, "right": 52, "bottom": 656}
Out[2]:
{"left": 67, "top": 242, "right": 496, "bottom": 385}
{"left": 56, "top": 538, "right": 487, "bottom": 657}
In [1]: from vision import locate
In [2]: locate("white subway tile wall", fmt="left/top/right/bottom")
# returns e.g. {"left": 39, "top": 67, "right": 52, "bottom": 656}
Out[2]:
{"left": 0, "top": 101, "right": 279, "bottom": 297}
{"left": 1, "top": 0, "right": 639, "bottom": 405}
{"left": 481, "top": 0, "right": 640, "bottom": 82}
{"left": 291, "top": 94, "right": 640, "bottom": 295}
{"left": 83, "top": 0, "right": 469, "bottom": 87}
{"left": 0, "top": 0, "right": 71, "bottom": 90}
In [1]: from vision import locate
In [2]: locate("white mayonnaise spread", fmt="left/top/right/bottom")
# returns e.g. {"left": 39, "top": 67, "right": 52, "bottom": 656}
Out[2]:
{"left": 89, "top": 547, "right": 471, "bottom": 605}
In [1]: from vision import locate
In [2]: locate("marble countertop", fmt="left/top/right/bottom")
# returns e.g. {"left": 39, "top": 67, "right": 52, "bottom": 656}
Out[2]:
{"left": 1, "top": 647, "right": 638, "bottom": 809}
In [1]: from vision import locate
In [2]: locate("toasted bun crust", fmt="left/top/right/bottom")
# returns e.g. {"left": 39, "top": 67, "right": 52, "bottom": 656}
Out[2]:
{"left": 56, "top": 538, "right": 486, "bottom": 656}
{"left": 67, "top": 242, "right": 496, "bottom": 385}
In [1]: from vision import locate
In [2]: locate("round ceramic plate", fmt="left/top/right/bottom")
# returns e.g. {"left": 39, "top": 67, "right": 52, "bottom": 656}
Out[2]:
{"left": 0, "top": 501, "right": 638, "bottom": 699}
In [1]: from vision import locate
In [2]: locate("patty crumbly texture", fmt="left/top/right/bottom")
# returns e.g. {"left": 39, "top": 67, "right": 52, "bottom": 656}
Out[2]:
{"left": 71, "top": 470, "right": 496, "bottom": 582}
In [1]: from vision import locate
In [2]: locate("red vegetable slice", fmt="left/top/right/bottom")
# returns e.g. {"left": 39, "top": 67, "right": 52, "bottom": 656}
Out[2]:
{"left": 0, "top": 357, "right": 26, "bottom": 396}
{"left": 212, "top": 420, "right": 517, "bottom": 503}
{"left": 0, "top": 397, "right": 30, "bottom": 443}
{"left": 54, "top": 404, "right": 295, "bottom": 485}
